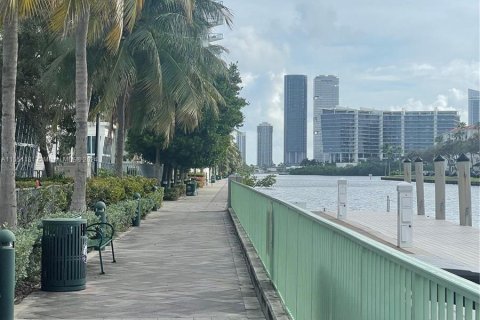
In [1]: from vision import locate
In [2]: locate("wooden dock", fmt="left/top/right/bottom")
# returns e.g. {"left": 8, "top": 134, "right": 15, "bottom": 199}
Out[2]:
{"left": 313, "top": 210, "right": 480, "bottom": 274}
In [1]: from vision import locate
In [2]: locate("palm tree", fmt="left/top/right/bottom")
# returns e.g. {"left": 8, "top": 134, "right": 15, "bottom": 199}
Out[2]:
{"left": 0, "top": 0, "right": 49, "bottom": 228}
{"left": 50, "top": 0, "right": 126, "bottom": 211}
{"left": 94, "top": 0, "right": 231, "bottom": 177}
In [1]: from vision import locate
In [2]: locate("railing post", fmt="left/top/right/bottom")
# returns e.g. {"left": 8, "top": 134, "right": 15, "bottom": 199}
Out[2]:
{"left": 456, "top": 154, "right": 472, "bottom": 226}
{"left": 337, "top": 179, "right": 347, "bottom": 220}
{"left": 434, "top": 155, "right": 446, "bottom": 220}
{"left": 228, "top": 176, "right": 233, "bottom": 208}
{"left": 397, "top": 182, "right": 413, "bottom": 248}
{"left": 0, "top": 229, "right": 15, "bottom": 320}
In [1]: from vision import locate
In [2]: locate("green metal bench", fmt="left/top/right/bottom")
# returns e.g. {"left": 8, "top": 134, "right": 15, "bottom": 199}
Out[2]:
{"left": 86, "top": 222, "right": 116, "bottom": 274}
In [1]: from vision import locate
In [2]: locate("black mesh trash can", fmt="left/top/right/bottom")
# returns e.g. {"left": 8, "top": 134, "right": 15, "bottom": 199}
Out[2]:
{"left": 186, "top": 181, "right": 197, "bottom": 196}
{"left": 41, "top": 218, "right": 87, "bottom": 292}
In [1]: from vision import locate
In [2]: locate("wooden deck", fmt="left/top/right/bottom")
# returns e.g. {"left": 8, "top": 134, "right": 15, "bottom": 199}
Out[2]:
{"left": 313, "top": 210, "right": 480, "bottom": 273}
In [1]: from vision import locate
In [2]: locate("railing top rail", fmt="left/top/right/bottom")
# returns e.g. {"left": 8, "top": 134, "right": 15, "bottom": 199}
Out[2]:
{"left": 231, "top": 181, "right": 480, "bottom": 299}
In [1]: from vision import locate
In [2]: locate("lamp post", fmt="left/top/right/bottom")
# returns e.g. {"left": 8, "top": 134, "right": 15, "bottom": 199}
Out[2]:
{"left": 94, "top": 113, "right": 99, "bottom": 176}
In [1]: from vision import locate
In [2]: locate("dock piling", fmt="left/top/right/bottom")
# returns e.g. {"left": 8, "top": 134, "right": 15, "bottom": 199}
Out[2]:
{"left": 434, "top": 155, "right": 446, "bottom": 220}
{"left": 414, "top": 157, "right": 425, "bottom": 215}
{"left": 457, "top": 154, "right": 472, "bottom": 226}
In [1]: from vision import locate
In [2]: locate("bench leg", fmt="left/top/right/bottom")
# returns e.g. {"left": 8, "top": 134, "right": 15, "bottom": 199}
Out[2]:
{"left": 98, "top": 248, "right": 105, "bottom": 274}
{"left": 111, "top": 241, "right": 116, "bottom": 263}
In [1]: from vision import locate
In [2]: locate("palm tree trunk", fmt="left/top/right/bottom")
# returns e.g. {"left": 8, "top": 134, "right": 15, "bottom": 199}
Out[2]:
{"left": 0, "top": 11, "right": 19, "bottom": 228}
{"left": 115, "top": 90, "right": 128, "bottom": 177}
{"left": 70, "top": 8, "right": 90, "bottom": 212}
{"left": 154, "top": 146, "right": 163, "bottom": 184}
{"left": 39, "top": 136, "right": 54, "bottom": 177}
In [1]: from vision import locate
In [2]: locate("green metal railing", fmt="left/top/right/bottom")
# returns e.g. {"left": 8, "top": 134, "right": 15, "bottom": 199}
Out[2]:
{"left": 230, "top": 181, "right": 480, "bottom": 320}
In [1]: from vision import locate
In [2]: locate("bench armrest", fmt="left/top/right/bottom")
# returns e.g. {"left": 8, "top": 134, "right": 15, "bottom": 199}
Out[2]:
{"left": 86, "top": 222, "right": 115, "bottom": 247}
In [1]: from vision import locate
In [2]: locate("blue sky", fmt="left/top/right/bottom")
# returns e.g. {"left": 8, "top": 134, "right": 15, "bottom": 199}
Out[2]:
{"left": 217, "top": 0, "right": 479, "bottom": 165}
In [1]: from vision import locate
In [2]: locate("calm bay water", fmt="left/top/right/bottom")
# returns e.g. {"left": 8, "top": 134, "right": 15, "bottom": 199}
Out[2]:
{"left": 255, "top": 175, "right": 480, "bottom": 228}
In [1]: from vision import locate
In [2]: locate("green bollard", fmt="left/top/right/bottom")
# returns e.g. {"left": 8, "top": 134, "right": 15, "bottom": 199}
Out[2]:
{"left": 152, "top": 186, "right": 159, "bottom": 210}
{"left": 132, "top": 193, "right": 141, "bottom": 227}
{"left": 0, "top": 229, "right": 15, "bottom": 320}
{"left": 94, "top": 201, "right": 107, "bottom": 224}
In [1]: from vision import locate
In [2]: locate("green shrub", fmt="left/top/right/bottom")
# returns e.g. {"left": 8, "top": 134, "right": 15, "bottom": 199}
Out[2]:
{"left": 14, "top": 226, "right": 41, "bottom": 284}
{"left": 163, "top": 188, "right": 178, "bottom": 201}
{"left": 120, "top": 176, "right": 145, "bottom": 197}
{"left": 146, "top": 188, "right": 164, "bottom": 210}
{"left": 106, "top": 200, "right": 137, "bottom": 233}
{"left": 17, "top": 185, "right": 73, "bottom": 228}
{"left": 86, "top": 177, "right": 126, "bottom": 207}
{"left": 175, "top": 184, "right": 186, "bottom": 197}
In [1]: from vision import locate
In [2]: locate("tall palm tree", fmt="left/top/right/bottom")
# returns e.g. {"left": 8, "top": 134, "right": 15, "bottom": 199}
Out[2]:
{"left": 0, "top": 0, "right": 49, "bottom": 227}
{"left": 50, "top": 0, "right": 126, "bottom": 211}
{"left": 94, "top": 0, "right": 232, "bottom": 177}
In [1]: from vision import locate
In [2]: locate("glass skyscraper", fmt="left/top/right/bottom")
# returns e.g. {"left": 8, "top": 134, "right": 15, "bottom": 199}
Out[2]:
{"left": 468, "top": 89, "right": 480, "bottom": 125}
{"left": 257, "top": 122, "right": 273, "bottom": 168}
{"left": 313, "top": 75, "right": 339, "bottom": 160}
{"left": 284, "top": 75, "right": 307, "bottom": 165}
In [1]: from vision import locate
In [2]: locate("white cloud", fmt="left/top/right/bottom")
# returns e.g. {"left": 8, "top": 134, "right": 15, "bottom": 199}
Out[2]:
{"left": 448, "top": 88, "right": 467, "bottom": 102}
{"left": 222, "top": 26, "right": 289, "bottom": 73}
{"left": 240, "top": 72, "right": 258, "bottom": 88}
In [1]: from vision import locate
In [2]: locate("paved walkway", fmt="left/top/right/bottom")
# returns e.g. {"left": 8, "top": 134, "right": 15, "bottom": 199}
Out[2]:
{"left": 16, "top": 179, "right": 266, "bottom": 320}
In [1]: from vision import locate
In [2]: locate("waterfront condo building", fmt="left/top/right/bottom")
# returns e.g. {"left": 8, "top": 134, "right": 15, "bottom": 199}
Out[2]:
{"left": 313, "top": 75, "right": 339, "bottom": 160}
{"left": 235, "top": 130, "right": 246, "bottom": 164}
{"left": 468, "top": 88, "right": 480, "bottom": 125}
{"left": 314, "top": 108, "right": 459, "bottom": 163}
{"left": 257, "top": 122, "right": 273, "bottom": 168}
{"left": 284, "top": 75, "right": 307, "bottom": 165}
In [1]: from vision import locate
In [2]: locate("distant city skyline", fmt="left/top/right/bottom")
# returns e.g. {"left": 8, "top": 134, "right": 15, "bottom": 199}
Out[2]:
{"left": 218, "top": 0, "right": 478, "bottom": 165}
{"left": 284, "top": 75, "right": 307, "bottom": 165}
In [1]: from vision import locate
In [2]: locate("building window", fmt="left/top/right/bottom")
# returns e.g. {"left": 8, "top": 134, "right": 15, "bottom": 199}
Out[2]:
{"left": 87, "top": 136, "right": 96, "bottom": 154}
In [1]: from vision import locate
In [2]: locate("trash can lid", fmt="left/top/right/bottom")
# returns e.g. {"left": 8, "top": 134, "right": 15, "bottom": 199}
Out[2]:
{"left": 0, "top": 229, "right": 15, "bottom": 244}
{"left": 42, "top": 218, "right": 87, "bottom": 225}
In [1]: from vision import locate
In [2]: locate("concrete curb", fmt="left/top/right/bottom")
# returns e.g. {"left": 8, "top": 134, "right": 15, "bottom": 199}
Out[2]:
{"left": 228, "top": 208, "right": 291, "bottom": 320}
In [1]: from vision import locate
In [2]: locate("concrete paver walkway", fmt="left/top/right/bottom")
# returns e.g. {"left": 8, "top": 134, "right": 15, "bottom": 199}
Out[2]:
{"left": 16, "top": 179, "right": 265, "bottom": 320}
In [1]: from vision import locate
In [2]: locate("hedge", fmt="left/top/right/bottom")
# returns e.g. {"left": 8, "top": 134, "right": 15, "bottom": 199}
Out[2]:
{"left": 163, "top": 184, "right": 186, "bottom": 201}
{"left": 10, "top": 176, "right": 164, "bottom": 294}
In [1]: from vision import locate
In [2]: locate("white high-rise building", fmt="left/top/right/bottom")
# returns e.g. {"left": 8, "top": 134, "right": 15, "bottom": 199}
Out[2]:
{"left": 315, "top": 107, "right": 459, "bottom": 163}
{"left": 257, "top": 122, "right": 273, "bottom": 168}
{"left": 468, "top": 89, "right": 480, "bottom": 125}
{"left": 313, "top": 75, "right": 339, "bottom": 160}
{"left": 236, "top": 131, "right": 246, "bottom": 164}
